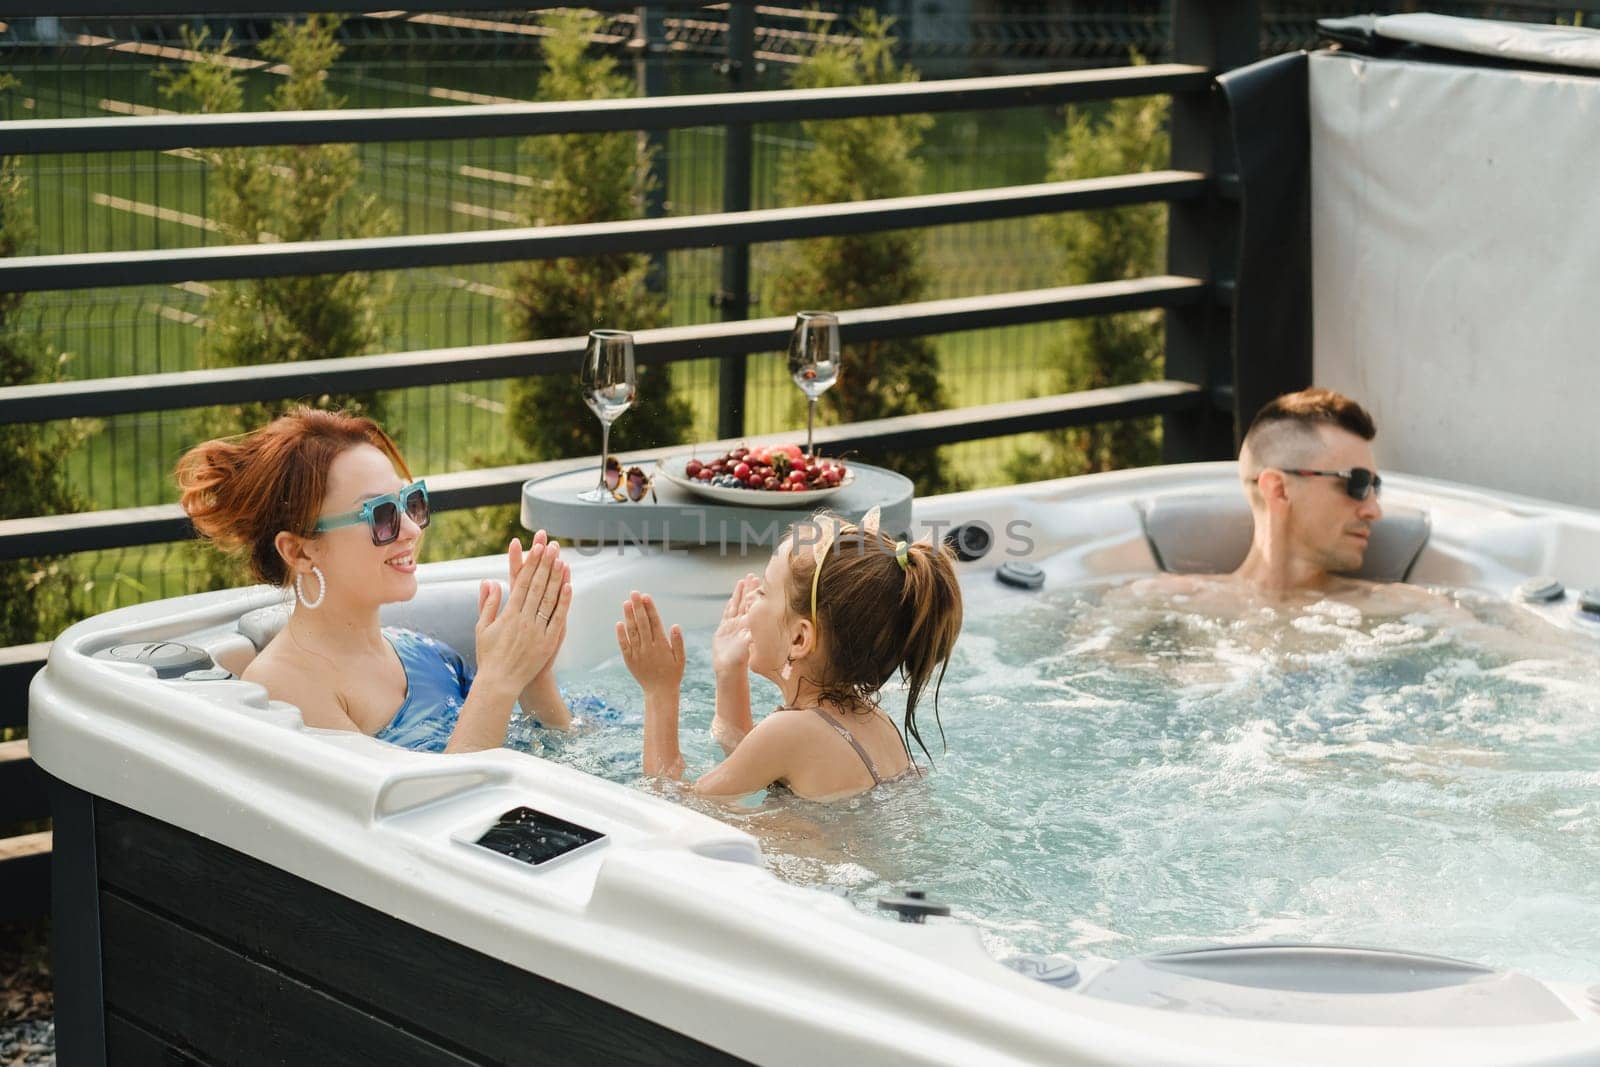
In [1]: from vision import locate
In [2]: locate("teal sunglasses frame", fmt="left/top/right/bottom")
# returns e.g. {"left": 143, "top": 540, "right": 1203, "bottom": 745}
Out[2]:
{"left": 314, "top": 480, "right": 430, "bottom": 545}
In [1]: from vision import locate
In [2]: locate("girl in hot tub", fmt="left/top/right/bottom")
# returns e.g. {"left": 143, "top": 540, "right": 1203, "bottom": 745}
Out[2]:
{"left": 615, "top": 507, "right": 963, "bottom": 800}
{"left": 176, "top": 407, "right": 573, "bottom": 753}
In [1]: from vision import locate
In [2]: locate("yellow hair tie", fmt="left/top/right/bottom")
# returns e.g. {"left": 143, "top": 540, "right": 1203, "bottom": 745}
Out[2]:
{"left": 894, "top": 540, "right": 910, "bottom": 572}
{"left": 810, "top": 548, "right": 826, "bottom": 626}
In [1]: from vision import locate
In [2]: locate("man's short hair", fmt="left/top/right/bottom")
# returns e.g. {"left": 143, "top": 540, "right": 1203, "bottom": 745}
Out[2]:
{"left": 1241, "top": 387, "right": 1376, "bottom": 471}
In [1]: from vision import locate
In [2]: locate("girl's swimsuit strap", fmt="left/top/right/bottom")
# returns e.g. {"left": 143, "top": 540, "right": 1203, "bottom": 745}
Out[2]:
{"left": 802, "top": 706, "right": 885, "bottom": 787}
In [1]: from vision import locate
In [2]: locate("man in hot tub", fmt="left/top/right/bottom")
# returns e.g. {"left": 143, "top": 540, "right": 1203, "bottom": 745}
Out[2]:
{"left": 1231, "top": 386, "right": 1386, "bottom": 592}
{"left": 1110, "top": 387, "right": 1429, "bottom": 615}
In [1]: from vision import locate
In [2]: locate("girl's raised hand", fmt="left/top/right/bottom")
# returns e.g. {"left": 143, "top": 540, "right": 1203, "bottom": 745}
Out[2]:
{"left": 616, "top": 591, "right": 685, "bottom": 693}
{"left": 711, "top": 574, "right": 756, "bottom": 677}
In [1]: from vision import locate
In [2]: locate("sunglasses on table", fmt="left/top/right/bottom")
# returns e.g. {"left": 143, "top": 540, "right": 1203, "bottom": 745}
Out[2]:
{"left": 1283, "top": 467, "right": 1383, "bottom": 501}
{"left": 314, "top": 480, "right": 431, "bottom": 545}
{"left": 603, "top": 458, "right": 656, "bottom": 503}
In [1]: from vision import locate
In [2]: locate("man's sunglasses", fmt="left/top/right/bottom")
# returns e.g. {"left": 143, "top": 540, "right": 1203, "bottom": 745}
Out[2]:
{"left": 314, "top": 480, "right": 430, "bottom": 545}
{"left": 603, "top": 458, "right": 656, "bottom": 503}
{"left": 1285, "top": 467, "right": 1383, "bottom": 501}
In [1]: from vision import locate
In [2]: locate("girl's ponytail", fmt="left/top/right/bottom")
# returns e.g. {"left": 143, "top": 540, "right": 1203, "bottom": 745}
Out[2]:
{"left": 896, "top": 539, "right": 963, "bottom": 762}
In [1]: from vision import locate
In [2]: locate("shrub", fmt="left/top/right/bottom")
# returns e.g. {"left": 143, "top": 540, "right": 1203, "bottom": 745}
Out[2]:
{"left": 772, "top": 10, "right": 960, "bottom": 494}
{"left": 1005, "top": 70, "right": 1169, "bottom": 481}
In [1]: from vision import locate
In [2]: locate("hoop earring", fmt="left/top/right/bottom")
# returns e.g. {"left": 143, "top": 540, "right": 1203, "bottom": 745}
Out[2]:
{"left": 295, "top": 565, "right": 326, "bottom": 610}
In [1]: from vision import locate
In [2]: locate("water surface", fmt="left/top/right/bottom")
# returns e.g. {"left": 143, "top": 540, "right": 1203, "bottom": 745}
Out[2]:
{"left": 512, "top": 579, "right": 1600, "bottom": 984}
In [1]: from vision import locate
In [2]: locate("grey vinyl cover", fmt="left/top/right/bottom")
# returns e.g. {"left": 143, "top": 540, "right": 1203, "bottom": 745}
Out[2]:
{"left": 1078, "top": 943, "right": 1575, "bottom": 1026}
{"left": 1137, "top": 493, "right": 1429, "bottom": 581}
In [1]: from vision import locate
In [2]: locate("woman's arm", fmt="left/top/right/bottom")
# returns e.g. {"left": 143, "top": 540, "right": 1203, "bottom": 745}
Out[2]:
{"left": 508, "top": 533, "right": 573, "bottom": 730}
{"left": 518, "top": 671, "right": 572, "bottom": 730}
{"left": 710, "top": 575, "right": 758, "bottom": 754}
{"left": 452, "top": 539, "right": 571, "bottom": 753}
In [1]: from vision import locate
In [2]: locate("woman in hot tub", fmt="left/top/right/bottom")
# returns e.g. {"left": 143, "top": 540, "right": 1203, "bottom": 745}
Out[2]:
{"left": 176, "top": 407, "right": 572, "bottom": 752}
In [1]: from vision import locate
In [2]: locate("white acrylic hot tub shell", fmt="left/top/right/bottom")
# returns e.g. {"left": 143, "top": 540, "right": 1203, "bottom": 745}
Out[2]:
{"left": 28, "top": 464, "right": 1600, "bottom": 1066}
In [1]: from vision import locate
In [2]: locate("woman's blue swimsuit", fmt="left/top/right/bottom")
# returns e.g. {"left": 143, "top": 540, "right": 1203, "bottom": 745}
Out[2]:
{"left": 373, "top": 628, "right": 474, "bottom": 753}
{"left": 371, "top": 627, "right": 619, "bottom": 753}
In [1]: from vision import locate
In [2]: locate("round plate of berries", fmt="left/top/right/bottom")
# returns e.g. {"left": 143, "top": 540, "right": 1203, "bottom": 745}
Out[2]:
{"left": 657, "top": 445, "right": 853, "bottom": 507}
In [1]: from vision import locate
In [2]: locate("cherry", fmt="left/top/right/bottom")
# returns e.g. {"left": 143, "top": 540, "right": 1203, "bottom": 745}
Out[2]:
{"left": 746, "top": 474, "right": 763, "bottom": 489}
{"left": 685, "top": 459, "right": 703, "bottom": 478}
{"left": 763, "top": 476, "right": 779, "bottom": 490}
{"left": 733, "top": 461, "right": 751, "bottom": 480}
{"left": 787, "top": 470, "right": 807, "bottom": 485}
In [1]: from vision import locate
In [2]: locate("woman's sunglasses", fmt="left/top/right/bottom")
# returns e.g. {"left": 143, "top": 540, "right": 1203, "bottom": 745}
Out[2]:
{"left": 603, "top": 457, "right": 655, "bottom": 503}
{"left": 314, "top": 480, "right": 430, "bottom": 545}
{"left": 1287, "top": 467, "right": 1382, "bottom": 501}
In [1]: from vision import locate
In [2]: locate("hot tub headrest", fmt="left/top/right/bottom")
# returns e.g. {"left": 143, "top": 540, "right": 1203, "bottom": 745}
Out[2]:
{"left": 238, "top": 579, "right": 496, "bottom": 664}
{"left": 1136, "top": 494, "right": 1430, "bottom": 582}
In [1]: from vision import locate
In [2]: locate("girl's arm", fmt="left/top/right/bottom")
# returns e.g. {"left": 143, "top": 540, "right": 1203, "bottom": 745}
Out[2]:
{"left": 616, "top": 592, "right": 689, "bottom": 777}
{"left": 686, "top": 713, "right": 803, "bottom": 797}
{"left": 617, "top": 591, "right": 798, "bottom": 800}
{"left": 710, "top": 575, "right": 758, "bottom": 754}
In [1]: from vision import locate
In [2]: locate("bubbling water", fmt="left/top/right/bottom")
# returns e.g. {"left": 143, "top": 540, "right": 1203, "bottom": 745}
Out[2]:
{"left": 511, "top": 579, "right": 1600, "bottom": 985}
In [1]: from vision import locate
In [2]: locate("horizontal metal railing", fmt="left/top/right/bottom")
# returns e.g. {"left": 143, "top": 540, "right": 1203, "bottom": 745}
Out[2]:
{"left": 0, "top": 380, "right": 1204, "bottom": 560}
{"left": 0, "top": 173, "right": 1208, "bottom": 292}
{"left": 0, "top": 277, "right": 1206, "bottom": 424}
{"left": 0, "top": 65, "right": 1210, "bottom": 155}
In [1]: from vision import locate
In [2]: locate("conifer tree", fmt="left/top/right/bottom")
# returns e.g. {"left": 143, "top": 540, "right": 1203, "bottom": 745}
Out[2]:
{"left": 1006, "top": 73, "right": 1168, "bottom": 481}
{"left": 504, "top": 9, "right": 690, "bottom": 460}
{"left": 0, "top": 75, "right": 86, "bottom": 647}
{"left": 773, "top": 10, "right": 959, "bottom": 494}
{"left": 158, "top": 17, "right": 395, "bottom": 588}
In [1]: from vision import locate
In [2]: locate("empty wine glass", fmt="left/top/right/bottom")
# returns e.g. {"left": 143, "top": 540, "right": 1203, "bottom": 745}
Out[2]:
{"left": 787, "top": 310, "right": 841, "bottom": 457}
{"left": 577, "top": 329, "right": 636, "bottom": 503}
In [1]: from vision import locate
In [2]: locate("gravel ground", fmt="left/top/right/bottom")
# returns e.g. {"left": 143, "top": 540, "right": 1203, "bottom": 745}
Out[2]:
{"left": 1, "top": 920, "right": 52, "bottom": 1066}
{"left": 0, "top": 1018, "right": 53, "bottom": 1066}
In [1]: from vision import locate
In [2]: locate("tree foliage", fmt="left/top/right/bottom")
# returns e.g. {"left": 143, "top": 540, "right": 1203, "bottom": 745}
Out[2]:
{"left": 0, "top": 74, "right": 87, "bottom": 646}
{"left": 504, "top": 10, "right": 690, "bottom": 461}
{"left": 1006, "top": 74, "right": 1169, "bottom": 482}
{"left": 772, "top": 10, "right": 960, "bottom": 494}
{"left": 157, "top": 17, "right": 395, "bottom": 587}
{"left": 157, "top": 17, "right": 393, "bottom": 415}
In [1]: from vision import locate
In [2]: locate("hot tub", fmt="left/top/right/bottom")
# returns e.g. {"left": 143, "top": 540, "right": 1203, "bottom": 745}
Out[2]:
{"left": 30, "top": 462, "right": 1600, "bottom": 1065}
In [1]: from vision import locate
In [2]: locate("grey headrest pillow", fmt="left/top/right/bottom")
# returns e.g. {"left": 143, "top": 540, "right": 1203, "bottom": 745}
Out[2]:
{"left": 1137, "top": 493, "right": 1430, "bottom": 582}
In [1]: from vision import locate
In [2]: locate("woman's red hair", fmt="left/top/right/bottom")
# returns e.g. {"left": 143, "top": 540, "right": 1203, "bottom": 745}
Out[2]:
{"left": 175, "top": 408, "right": 411, "bottom": 586}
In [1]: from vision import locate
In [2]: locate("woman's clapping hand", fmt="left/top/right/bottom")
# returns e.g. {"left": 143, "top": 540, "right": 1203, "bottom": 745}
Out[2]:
{"left": 475, "top": 538, "right": 570, "bottom": 697}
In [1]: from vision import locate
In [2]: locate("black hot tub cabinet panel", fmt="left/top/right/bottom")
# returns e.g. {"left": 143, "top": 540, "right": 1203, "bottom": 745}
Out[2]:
{"left": 79, "top": 793, "right": 750, "bottom": 1066}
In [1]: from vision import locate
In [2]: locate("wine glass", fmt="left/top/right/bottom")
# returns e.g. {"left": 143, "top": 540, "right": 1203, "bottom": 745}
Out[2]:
{"left": 787, "top": 310, "right": 841, "bottom": 457}
{"left": 578, "top": 329, "right": 636, "bottom": 502}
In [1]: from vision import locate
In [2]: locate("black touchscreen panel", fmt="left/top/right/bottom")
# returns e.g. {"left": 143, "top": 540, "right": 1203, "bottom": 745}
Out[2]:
{"left": 472, "top": 806, "right": 605, "bottom": 866}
